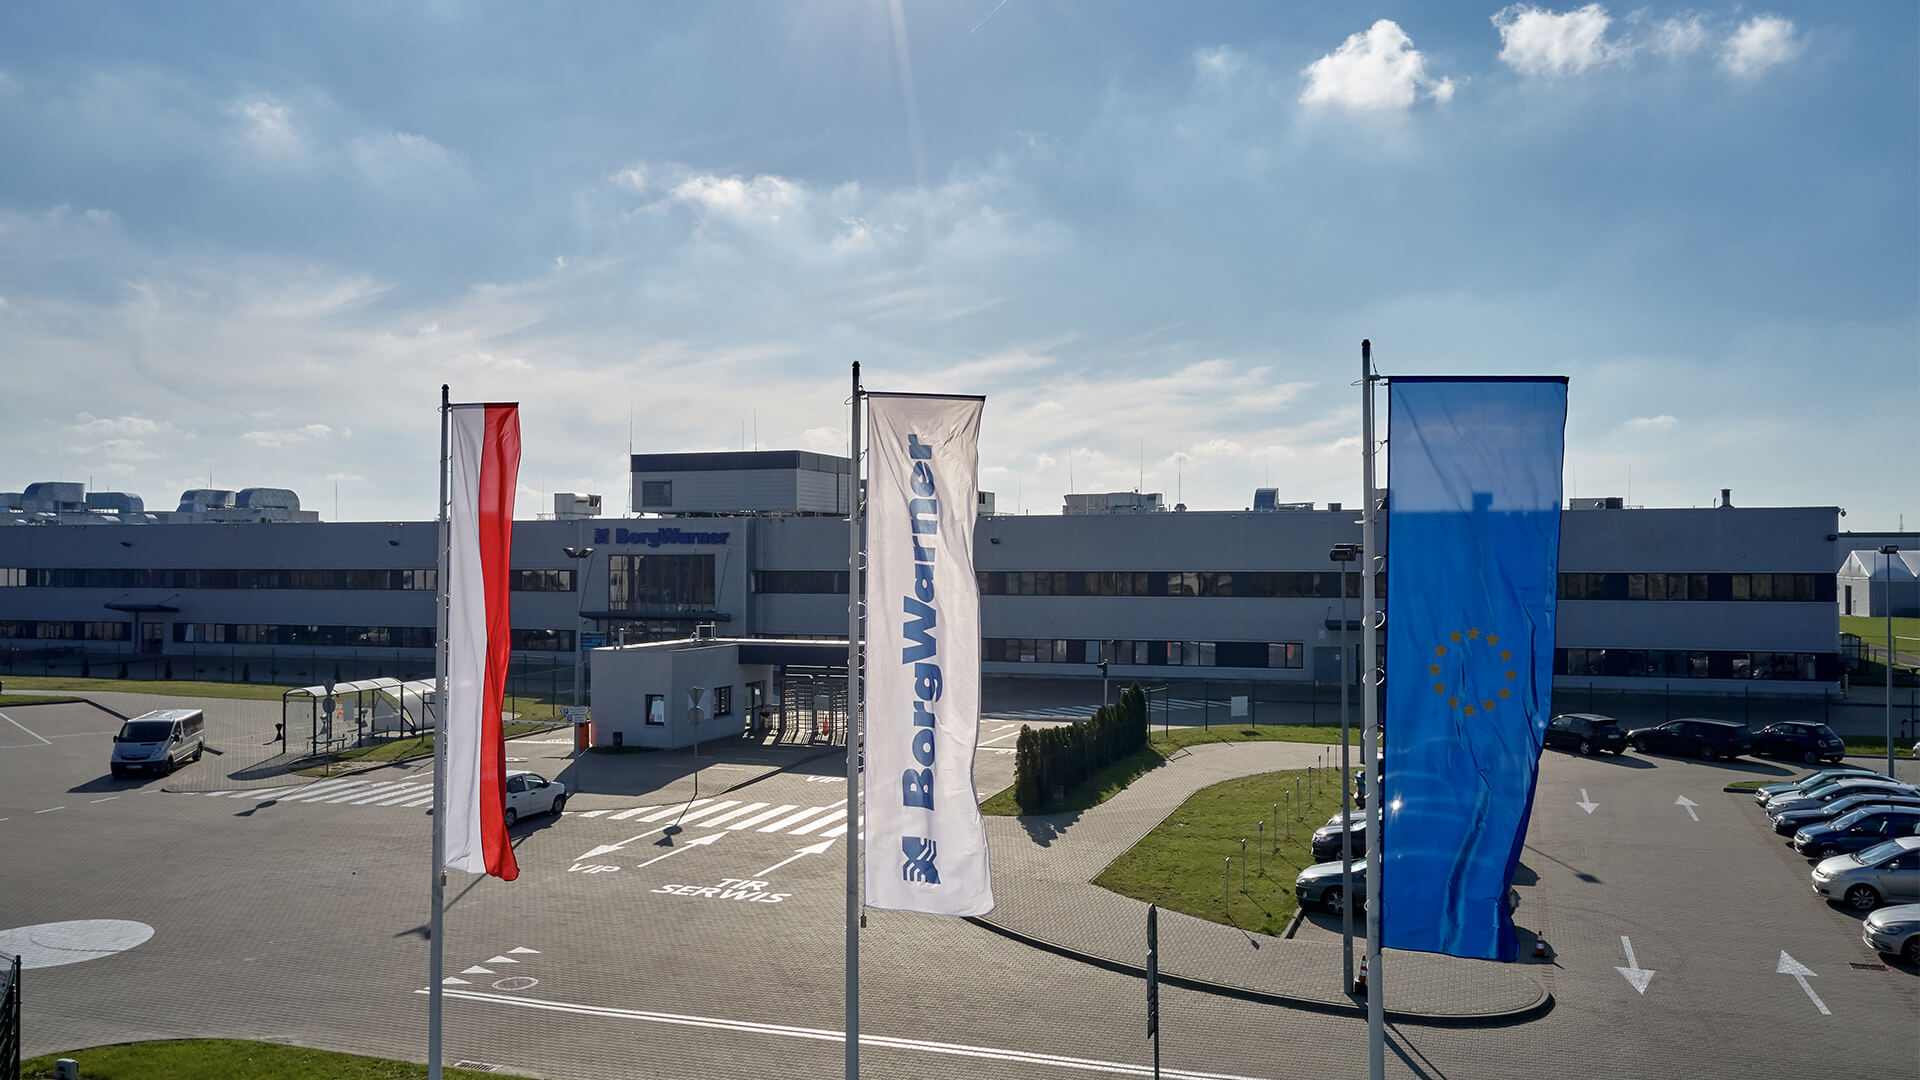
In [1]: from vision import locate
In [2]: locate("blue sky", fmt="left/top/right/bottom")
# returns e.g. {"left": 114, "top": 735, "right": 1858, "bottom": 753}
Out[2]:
{"left": 1, "top": 2, "right": 1913, "bottom": 527}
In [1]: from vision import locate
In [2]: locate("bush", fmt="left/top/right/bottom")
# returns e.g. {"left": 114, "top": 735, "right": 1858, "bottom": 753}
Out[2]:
{"left": 1012, "top": 682, "right": 1150, "bottom": 813}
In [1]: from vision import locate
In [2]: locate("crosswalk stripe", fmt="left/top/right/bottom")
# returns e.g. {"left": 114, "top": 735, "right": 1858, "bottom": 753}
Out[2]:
{"left": 318, "top": 782, "right": 411, "bottom": 804}
{"left": 396, "top": 795, "right": 434, "bottom": 807}
{"left": 275, "top": 780, "right": 377, "bottom": 803}
{"left": 202, "top": 791, "right": 233, "bottom": 797}
{"left": 668, "top": 800, "right": 743, "bottom": 825}
{"left": 352, "top": 786, "right": 427, "bottom": 805}
{"left": 609, "top": 806, "right": 663, "bottom": 821}
{"left": 234, "top": 787, "right": 294, "bottom": 800}
{"left": 727, "top": 804, "right": 797, "bottom": 830}
{"left": 635, "top": 799, "right": 716, "bottom": 823}
{"left": 820, "top": 815, "right": 862, "bottom": 839}
{"left": 758, "top": 802, "right": 843, "bottom": 833}
{"left": 697, "top": 802, "right": 768, "bottom": 828}
{"left": 370, "top": 788, "right": 432, "bottom": 805}
{"left": 790, "top": 808, "right": 847, "bottom": 836}
{"left": 571, "top": 809, "right": 609, "bottom": 818}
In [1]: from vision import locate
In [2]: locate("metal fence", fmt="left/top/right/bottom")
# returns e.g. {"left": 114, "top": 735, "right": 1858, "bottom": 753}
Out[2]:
{"left": 1, "top": 953, "right": 20, "bottom": 1080}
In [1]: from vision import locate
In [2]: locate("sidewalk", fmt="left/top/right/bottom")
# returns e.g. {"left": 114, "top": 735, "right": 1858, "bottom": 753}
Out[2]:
{"left": 975, "top": 740, "right": 1553, "bottom": 1024}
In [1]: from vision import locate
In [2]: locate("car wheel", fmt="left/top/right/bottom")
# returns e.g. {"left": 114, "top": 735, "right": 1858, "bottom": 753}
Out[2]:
{"left": 193, "top": 744, "right": 204, "bottom": 762}
{"left": 1844, "top": 883, "right": 1881, "bottom": 911}
{"left": 1633, "top": 739, "right": 1647, "bottom": 752}
{"left": 504, "top": 807, "right": 518, "bottom": 829}
{"left": 1698, "top": 744, "right": 1716, "bottom": 762}
{"left": 1579, "top": 740, "right": 1593, "bottom": 756}
{"left": 1818, "top": 845, "right": 1841, "bottom": 859}
{"left": 550, "top": 794, "right": 567, "bottom": 816}
{"left": 1323, "top": 887, "right": 1346, "bottom": 916}
{"left": 1905, "top": 937, "right": 1920, "bottom": 966}
{"left": 1801, "top": 750, "right": 1817, "bottom": 765}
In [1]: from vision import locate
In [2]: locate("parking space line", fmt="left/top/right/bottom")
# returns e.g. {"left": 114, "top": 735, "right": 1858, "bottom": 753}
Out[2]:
{"left": 91, "top": 796, "right": 120, "bottom": 803}
{"left": 36, "top": 806, "right": 64, "bottom": 814}
{"left": 1, "top": 711, "right": 52, "bottom": 745}
{"left": 727, "top": 804, "right": 798, "bottom": 830}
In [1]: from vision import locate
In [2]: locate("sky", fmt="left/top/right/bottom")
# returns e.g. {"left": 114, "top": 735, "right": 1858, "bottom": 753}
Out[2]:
{"left": 1, "top": 2, "right": 1914, "bottom": 527}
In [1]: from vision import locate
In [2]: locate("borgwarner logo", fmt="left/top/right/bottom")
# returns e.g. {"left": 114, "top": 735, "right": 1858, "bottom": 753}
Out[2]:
{"left": 593, "top": 527, "right": 732, "bottom": 548}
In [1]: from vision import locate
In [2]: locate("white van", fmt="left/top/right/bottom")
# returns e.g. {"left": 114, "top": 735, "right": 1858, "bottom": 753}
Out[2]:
{"left": 110, "top": 708, "right": 206, "bottom": 777}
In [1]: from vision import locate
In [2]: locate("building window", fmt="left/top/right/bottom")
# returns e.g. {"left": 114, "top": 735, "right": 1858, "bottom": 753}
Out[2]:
{"left": 1268, "top": 643, "right": 1303, "bottom": 669}
{"left": 608, "top": 554, "right": 715, "bottom": 611}
{"left": 646, "top": 693, "right": 665, "bottom": 726}
{"left": 641, "top": 481, "right": 673, "bottom": 508}
{"left": 753, "top": 570, "right": 848, "bottom": 594}
{"left": 512, "top": 569, "right": 576, "bottom": 592}
{"left": 712, "top": 685, "right": 732, "bottom": 716}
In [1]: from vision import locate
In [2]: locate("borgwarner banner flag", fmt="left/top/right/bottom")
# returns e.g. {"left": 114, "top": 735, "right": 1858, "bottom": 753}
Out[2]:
{"left": 441, "top": 402, "right": 522, "bottom": 882}
{"left": 1381, "top": 377, "right": 1567, "bottom": 961}
{"left": 862, "top": 393, "right": 994, "bottom": 916}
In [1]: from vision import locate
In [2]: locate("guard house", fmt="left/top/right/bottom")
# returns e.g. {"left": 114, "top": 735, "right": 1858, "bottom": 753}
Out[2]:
{"left": 588, "top": 635, "right": 851, "bottom": 750}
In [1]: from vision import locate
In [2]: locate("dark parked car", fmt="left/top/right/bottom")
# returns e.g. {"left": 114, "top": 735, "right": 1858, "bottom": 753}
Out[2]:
{"left": 1765, "top": 778, "right": 1920, "bottom": 816}
{"left": 1755, "top": 766, "right": 1885, "bottom": 804}
{"left": 1545, "top": 713, "right": 1628, "bottom": 756}
{"left": 1794, "top": 806, "right": 1920, "bottom": 859}
{"left": 1750, "top": 722, "right": 1846, "bottom": 765}
{"left": 1311, "top": 817, "right": 1369, "bottom": 862}
{"left": 1625, "top": 718, "right": 1752, "bottom": 760}
{"left": 1770, "top": 791, "right": 1920, "bottom": 835}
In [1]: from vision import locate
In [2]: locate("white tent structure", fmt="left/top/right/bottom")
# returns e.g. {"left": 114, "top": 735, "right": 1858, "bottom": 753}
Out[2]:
{"left": 281, "top": 677, "right": 436, "bottom": 756}
{"left": 1838, "top": 548, "right": 1920, "bottom": 618}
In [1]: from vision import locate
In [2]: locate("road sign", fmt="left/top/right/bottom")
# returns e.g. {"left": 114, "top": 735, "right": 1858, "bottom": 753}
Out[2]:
{"left": 562, "top": 706, "right": 591, "bottom": 724}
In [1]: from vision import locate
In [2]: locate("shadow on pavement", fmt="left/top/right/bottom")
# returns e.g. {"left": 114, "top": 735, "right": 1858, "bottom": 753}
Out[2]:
{"left": 1017, "top": 809, "right": 1085, "bottom": 846}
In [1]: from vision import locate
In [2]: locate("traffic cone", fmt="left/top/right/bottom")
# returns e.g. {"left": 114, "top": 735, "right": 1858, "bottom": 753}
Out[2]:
{"left": 1533, "top": 932, "right": 1549, "bottom": 959}
{"left": 1352, "top": 951, "right": 1369, "bottom": 996}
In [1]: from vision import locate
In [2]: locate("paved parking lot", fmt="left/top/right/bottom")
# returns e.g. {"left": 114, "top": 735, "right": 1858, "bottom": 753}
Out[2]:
{"left": 2, "top": 694, "right": 1916, "bottom": 1078}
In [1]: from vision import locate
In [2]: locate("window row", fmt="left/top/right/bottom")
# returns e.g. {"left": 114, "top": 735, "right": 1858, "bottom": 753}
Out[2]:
{"left": 169, "top": 624, "right": 576, "bottom": 651}
{"left": 0, "top": 567, "right": 579, "bottom": 592}
{"left": 983, "top": 638, "right": 1306, "bottom": 669}
{"left": 0, "top": 620, "right": 131, "bottom": 641}
{"left": 608, "top": 554, "right": 715, "bottom": 611}
{"left": 1555, "top": 647, "right": 1841, "bottom": 682}
{"left": 753, "top": 570, "right": 850, "bottom": 594}
{"left": 978, "top": 570, "right": 1381, "bottom": 599}
{"left": 1557, "top": 572, "right": 1833, "bottom": 603}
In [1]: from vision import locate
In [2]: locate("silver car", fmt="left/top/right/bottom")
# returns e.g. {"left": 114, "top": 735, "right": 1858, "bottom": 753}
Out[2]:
{"left": 1765, "top": 778, "right": 1918, "bottom": 815}
{"left": 1862, "top": 903, "right": 1920, "bottom": 965}
{"left": 1810, "top": 835, "right": 1920, "bottom": 911}
{"left": 1754, "top": 767, "right": 1883, "bottom": 804}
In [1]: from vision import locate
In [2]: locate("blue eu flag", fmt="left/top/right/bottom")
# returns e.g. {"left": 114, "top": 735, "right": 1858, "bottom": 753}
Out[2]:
{"left": 1381, "top": 377, "right": 1567, "bottom": 962}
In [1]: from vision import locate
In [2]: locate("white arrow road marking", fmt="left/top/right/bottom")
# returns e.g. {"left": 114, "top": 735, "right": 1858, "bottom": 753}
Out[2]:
{"left": 1614, "top": 936, "right": 1655, "bottom": 994}
{"left": 463, "top": 966, "right": 494, "bottom": 975}
{"left": 756, "top": 839, "right": 836, "bottom": 878}
{"left": 441, "top": 977, "right": 470, "bottom": 985}
{"left": 1575, "top": 789, "right": 1598, "bottom": 814}
{"left": 486, "top": 955, "right": 518, "bottom": 964}
{"left": 1776, "top": 951, "right": 1830, "bottom": 1015}
{"left": 578, "top": 826, "right": 672, "bottom": 861}
{"left": 634, "top": 832, "right": 724, "bottom": 868}
{"left": 1675, "top": 795, "right": 1699, "bottom": 822}
{"left": 422, "top": 988, "right": 1274, "bottom": 1080}
{"left": 509, "top": 947, "right": 539, "bottom": 954}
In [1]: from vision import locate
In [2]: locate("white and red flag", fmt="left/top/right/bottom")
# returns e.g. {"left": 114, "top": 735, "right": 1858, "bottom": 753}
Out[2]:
{"left": 440, "top": 402, "right": 521, "bottom": 881}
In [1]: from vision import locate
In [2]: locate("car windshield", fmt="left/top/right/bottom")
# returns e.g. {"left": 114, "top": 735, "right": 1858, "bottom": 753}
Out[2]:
{"left": 1854, "top": 840, "right": 1906, "bottom": 864}
{"left": 1827, "top": 808, "right": 1874, "bottom": 829}
{"left": 118, "top": 720, "right": 173, "bottom": 741}
{"left": 1810, "top": 724, "right": 1839, "bottom": 739}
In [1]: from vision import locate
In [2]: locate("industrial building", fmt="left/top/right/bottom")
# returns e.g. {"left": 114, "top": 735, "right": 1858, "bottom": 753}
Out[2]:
{"left": 0, "top": 452, "right": 1846, "bottom": 745}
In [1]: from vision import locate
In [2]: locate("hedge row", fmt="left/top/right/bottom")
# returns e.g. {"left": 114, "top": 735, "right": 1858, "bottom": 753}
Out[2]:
{"left": 1012, "top": 682, "right": 1150, "bottom": 813}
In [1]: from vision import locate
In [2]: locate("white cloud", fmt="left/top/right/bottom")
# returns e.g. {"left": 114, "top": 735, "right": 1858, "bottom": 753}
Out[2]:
{"left": 241, "top": 423, "right": 337, "bottom": 449}
{"left": 233, "top": 99, "right": 300, "bottom": 154}
{"left": 1624, "top": 414, "right": 1678, "bottom": 431}
{"left": 324, "top": 471, "right": 364, "bottom": 482}
{"left": 70, "top": 413, "right": 166, "bottom": 438}
{"left": 1491, "top": 4, "right": 1623, "bottom": 78}
{"left": 670, "top": 173, "right": 804, "bottom": 222}
{"left": 1721, "top": 16, "right": 1802, "bottom": 79}
{"left": 84, "top": 208, "right": 116, "bottom": 226}
{"left": 1299, "top": 20, "right": 1457, "bottom": 111}
{"left": 611, "top": 165, "right": 649, "bottom": 192}
{"left": 1650, "top": 14, "right": 1709, "bottom": 58}
{"left": 1194, "top": 46, "right": 1246, "bottom": 82}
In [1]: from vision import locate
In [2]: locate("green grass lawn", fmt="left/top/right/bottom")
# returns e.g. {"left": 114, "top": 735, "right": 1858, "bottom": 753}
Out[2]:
{"left": 0, "top": 675, "right": 303, "bottom": 701}
{"left": 0, "top": 693, "right": 83, "bottom": 706}
{"left": 980, "top": 724, "right": 1348, "bottom": 816}
{"left": 1094, "top": 767, "right": 1348, "bottom": 936}
{"left": 23, "top": 1039, "right": 539, "bottom": 1079}
{"left": 296, "top": 720, "right": 554, "bottom": 775}
{"left": 1841, "top": 615, "right": 1920, "bottom": 654}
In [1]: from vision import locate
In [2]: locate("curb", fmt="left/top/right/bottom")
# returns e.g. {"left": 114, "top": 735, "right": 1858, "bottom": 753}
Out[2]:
{"left": 963, "top": 914, "right": 1555, "bottom": 1027}
{"left": 0, "top": 694, "right": 130, "bottom": 720}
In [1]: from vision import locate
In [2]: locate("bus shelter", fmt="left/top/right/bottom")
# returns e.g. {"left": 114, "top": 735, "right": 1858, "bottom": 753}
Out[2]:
{"left": 281, "top": 677, "right": 435, "bottom": 756}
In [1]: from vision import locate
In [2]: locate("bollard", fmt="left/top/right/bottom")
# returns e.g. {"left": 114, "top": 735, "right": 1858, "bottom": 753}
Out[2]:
{"left": 1257, "top": 820, "right": 1265, "bottom": 871}
{"left": 1225, "top": 857, "right": 1231, "bottom": 913}
{"left": 1240, "top": 838, "right": 1247, "bottom": 891}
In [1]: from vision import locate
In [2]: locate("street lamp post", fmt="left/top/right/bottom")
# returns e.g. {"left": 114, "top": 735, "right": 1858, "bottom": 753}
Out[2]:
{"left": 563, "top": 545, "right": 596, "bottom": 708}
{"left": 1881, "top": 545, "right": 1900, "bottom": 778}
{"left": 1330, "top": 541, "right": 1361, "bottom": 992}
{"left": 1098, "top": 658, "right": 1110, "bottom": 709}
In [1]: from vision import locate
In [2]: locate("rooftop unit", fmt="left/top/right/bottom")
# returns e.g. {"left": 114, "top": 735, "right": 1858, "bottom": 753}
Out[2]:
{"left": 1063, "top": 491, "right": 1165, "bottom": 515}
{"left": 629, "top": 450, "right": 852, "bottom": 517}
{"left": 555, "top": 493, "right": 604, "bottom": 520}
{"left": 1570, "top": 497, "right": 1626, "bottom": 510}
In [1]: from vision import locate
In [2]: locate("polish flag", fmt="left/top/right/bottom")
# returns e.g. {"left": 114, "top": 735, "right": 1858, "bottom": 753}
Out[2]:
{"left": 442, "top": 403, "right": 520, "bottom": 881}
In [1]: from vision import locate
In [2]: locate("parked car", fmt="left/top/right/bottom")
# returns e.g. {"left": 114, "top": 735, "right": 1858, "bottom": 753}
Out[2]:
{"left": 503, "top": 770, "right": 567, "bottom": 827}
{"left": 1810, "top": 835, "right": 1920, "bottom": 911}
{"left": 1754, "top": 766, "right": 1885, "bottom": 804}
{"left": 1793, "top": 806, "right": 1920, "bottom": 859}
{"left": 1764, "top": 778, "right": 1919, "bottom": 816}
{"left": 110, "top": 709, "right": 206, "bottom": 778}
{"left": 1311, "top": 817, "right": 1369, "bottom": 862}
{"left": 1624, "top": 718, "right": 1751, "bottom": 760}
{"left": 1862, "top": 903, "right": 1920, "bottom": 965}
{"left": 1749, "top": 722, "right": 1847, "bottom": 765}
{"left": 1771, "top": 791, "right": 1920, "bottom": 836}
{"left": 1545, "top": 713, "right": 1628, "bottom": 756}
{"left": 1296, "top": 858, "right": 1368, "bottom": 915}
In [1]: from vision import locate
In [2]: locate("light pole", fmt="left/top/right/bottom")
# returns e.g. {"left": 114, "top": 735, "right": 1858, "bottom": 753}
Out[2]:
{"left": 1098, "top": 658, "right": 1111, "bottom": 709}
{"left": 563, "top": 545, "right": 595, "bottom": 708}
{"left": 1330, "top": 541, "right": 1361, "bottom": 991}
{"left": 1881, "top": 545, "right": 1900, "bottom": 777}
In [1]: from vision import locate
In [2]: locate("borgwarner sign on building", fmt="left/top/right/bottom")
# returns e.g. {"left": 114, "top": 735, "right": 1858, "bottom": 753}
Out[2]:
{"left": 593, "top": 526, "right": 731, "bottom": 547}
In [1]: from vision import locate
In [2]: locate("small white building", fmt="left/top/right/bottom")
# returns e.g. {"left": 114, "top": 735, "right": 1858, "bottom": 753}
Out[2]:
{"left": 1838, "top": 549, "right": 1920, "bottom": 618}
{"left": 588, "top": 636, "right": 848, "bottom": 749}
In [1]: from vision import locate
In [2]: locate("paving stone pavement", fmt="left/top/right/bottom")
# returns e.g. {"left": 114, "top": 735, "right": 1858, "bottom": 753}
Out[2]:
{"left": 978, "top": 740, "right": 1551, "bottom": 1019}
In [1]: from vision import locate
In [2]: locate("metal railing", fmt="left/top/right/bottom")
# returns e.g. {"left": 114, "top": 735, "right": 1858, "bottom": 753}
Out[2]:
{"left": 1, "top": 952, "right": 20, "bottom": 1080}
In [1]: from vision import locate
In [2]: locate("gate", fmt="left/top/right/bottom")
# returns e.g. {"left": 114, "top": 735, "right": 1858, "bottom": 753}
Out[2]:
{"left": 779, "top": 668, "right": 848, "bottom": 745}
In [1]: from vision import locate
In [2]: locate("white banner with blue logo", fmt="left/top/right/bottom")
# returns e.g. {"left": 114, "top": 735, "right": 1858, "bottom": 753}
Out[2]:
{"left": 1381, "top": 376, "right": 1566, "bottom": 961}
{"left": 862, "top": 392, "right": 994, "bottom": 916}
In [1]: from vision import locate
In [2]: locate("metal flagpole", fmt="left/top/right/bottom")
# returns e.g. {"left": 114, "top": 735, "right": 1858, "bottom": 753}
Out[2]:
{"left": 1360, "top": 342, "right": 1384, "bottom": 1080}
{"left": 846, "top": 361, "right": 863, "bottom": 1080}
{"left": 429, "top": 385, "right": 451, "bottom": 1080}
